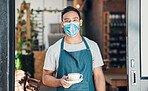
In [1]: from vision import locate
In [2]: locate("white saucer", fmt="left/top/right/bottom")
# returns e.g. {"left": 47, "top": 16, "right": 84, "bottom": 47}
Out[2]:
{"left": 64, "top": 78, "right": 83, "bottom": 84}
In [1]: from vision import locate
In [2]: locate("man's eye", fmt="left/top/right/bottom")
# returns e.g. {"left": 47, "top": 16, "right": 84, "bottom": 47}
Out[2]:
{"left": 74, "top": 19, "right": 78, "bottom": 21}
{"left": 65, "top": 20, "right": 69, "bottom": 22}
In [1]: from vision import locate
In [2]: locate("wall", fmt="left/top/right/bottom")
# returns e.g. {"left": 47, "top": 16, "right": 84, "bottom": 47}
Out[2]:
{"left": 15, "top": 0, "right": 67, "bottom": 50}
{"left": 83, "top": 0, "right": 126, "bottom": 56}
{"left": 104, "top": 0, "right": 126, "bottom": 12}
{"left": 83, "top": 0, "right": 104, "bottom": 53}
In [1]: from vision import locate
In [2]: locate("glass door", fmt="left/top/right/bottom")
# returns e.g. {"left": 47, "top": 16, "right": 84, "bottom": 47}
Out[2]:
{"left": 127, "top": 0, "right": 148, "bottom": 90}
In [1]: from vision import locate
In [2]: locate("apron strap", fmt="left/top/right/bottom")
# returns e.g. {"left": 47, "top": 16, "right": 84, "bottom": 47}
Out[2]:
{"left": 81, "top": 35, "right": 90, "bottom": 49}
{"left": 60, "top": 35, "right": 90, "bottom": 50}
{"left": 61, "top": 36, "right": 65, "bottom": 50}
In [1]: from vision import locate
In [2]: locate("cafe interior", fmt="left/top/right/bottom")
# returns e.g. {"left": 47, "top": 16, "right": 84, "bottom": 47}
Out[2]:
{"left": 15, "top": 0, "right": 127, "bottom": 91}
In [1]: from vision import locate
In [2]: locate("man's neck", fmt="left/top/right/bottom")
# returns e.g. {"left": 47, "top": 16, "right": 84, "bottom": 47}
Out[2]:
{"left": 64, "top": 33, "right": 83, "bottom": 44}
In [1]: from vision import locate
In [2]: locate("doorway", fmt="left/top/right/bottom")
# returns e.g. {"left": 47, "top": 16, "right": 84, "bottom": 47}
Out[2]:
{"left": 0, "top": 0, "right": 148, "bottom": 91}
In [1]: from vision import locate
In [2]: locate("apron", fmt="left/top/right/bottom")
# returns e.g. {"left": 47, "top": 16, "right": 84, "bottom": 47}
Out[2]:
{"left": 57, "top": 36, "right": 95, "bottom": 91}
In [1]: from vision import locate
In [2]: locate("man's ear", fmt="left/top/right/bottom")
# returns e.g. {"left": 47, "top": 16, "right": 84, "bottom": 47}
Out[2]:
{"left": 80, "top": 19, "right": 83, "bottom": 26}
{"left": 61, "top": 22, "right": 64, "bottom": 28}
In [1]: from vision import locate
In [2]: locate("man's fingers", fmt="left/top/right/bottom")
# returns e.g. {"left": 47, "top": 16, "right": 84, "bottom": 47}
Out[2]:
{"left": 62, "top": 75, "right": 66, "bottom": 79}
{"left": 62, "top": 75, "right": 68, "bottom": 80}
{"left": 61, "top": 79, "right": 70, "bottom": 86}
{"left": 63, "top": 82, "right": 67, "bottom": 85}
{"left": 61, "top": 80, "right": 66, "bottom": 85}
{"left": 63, "top": 84, "right": 72, "bottom": 88}
{"left": 61, "top": 75, "right": 72, "bottom": 88}
{"left": 63, "top": 82, "right": 70, "bottom": 86}
{"left": 62, "top": 81, "right": 73, "bottom": 88}
{"left": 66, "top": 76, "right": 68, "bottom": 79}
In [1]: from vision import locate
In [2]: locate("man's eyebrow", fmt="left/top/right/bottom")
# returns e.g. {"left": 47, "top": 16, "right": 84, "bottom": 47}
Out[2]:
{"left": 73, "top": 17, "right": 78, "bottom": 19}
{"left": 64, "top": 18, "right": 70, "bottom": 20}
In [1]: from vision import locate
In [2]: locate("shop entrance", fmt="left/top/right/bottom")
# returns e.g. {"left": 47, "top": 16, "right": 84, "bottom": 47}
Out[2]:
{"left": 0, "top": 0, "right": 148, "bottom": 91}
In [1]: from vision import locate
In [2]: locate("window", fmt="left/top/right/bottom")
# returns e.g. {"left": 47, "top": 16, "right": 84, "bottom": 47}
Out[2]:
{"left": 67, "top": 0, "right": 73, "bottom": 6}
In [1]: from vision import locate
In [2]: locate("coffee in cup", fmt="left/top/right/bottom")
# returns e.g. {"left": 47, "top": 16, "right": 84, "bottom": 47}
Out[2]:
{"left": 68, "top": 73, "right": 83, "bottom": 80}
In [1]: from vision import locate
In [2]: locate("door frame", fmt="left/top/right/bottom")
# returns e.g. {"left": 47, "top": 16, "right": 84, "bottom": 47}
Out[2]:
{"left": 127, "top": 0, "right": 141, "bottom": 90}
{"left": 0, "top": 0, "right": 15, "bottom": 91}
{"left": 127, "top": 0, "right": 148, "bottom": 91}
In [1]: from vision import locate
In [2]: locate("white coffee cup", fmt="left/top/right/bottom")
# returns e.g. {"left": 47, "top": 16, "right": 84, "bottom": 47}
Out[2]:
{"left": 68, "top": 73, "right": 83, "bottom": 80}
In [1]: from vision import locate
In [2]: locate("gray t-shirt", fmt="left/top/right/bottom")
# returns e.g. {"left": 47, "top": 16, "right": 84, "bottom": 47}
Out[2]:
{"left": 43, "top": 37, "right": 104, "bottom": 72}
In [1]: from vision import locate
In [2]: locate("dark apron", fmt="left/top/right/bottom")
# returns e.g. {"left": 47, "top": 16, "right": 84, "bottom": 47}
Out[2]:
{"left": 57, "top": 36, "right": 95, "bottom": 91}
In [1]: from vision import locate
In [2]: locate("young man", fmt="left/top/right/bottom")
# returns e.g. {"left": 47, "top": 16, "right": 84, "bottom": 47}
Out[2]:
{"left": 42, "top": 6, "right": 105, "bottom": 91}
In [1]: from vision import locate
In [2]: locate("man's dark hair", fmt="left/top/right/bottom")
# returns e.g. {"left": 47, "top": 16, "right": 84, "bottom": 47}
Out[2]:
{"left": 61, "top": 6, "right": 81, "bottom": 21}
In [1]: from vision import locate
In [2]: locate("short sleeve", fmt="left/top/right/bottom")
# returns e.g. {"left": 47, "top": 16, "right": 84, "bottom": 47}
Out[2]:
{"left": 92, "top": 43, "right": 104, "bottom": 68}
{"left": 43, "top": 47, "right": 56, "bottom": 71}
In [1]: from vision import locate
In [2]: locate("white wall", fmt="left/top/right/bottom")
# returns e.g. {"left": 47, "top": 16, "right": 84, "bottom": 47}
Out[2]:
{"left": 15, "top": 0, "right": 67, "bottom": 50}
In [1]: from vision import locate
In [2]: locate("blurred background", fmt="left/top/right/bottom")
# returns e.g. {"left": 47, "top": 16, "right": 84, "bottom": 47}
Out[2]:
{"left": 15, "top": 0, "right": 126, "bottom": 91}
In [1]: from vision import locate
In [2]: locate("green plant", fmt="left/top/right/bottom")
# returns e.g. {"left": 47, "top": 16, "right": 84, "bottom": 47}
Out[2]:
{"left": 15, "top": 0, "right": 36, "bottom": 76}
{"left": 15, "top": 53, "right": 22, "bottom": 70}
{"left": 17, "top": 36, "right": 23, "bottom": 54}
{"left": 16, "top": 1, "right": 36, "bottom": 54}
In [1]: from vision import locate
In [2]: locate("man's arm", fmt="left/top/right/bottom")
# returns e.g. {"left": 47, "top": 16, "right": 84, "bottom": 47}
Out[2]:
{"left": 42, "top": 69, "right": 73, "bottom": 88}
{"left": 93, "top": 66, "right": 106, "bottom": 91}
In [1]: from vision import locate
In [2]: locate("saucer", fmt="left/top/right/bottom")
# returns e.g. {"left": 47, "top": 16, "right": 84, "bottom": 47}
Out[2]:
{"left": 64, "top": 78, "right": 83, "bottom": 84}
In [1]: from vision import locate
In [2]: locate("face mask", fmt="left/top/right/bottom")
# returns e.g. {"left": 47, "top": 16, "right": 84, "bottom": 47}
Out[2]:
{"left": 63, "top": 22, "right": 80, "bottom": 36}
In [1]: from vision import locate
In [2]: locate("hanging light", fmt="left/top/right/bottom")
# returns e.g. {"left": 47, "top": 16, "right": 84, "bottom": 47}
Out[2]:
{"left": 73, "top": 0, "right": 82, "bottom": 10}
{"left": 76, "top": 4, "right": 80, "bottom": 9}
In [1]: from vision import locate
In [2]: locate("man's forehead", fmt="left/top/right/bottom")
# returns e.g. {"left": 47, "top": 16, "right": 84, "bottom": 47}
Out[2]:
{"left": 63, "top": 11, "right": 79, "bottom": 18}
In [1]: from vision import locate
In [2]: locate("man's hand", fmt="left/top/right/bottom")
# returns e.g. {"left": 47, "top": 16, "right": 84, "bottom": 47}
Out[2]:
{"left": 60, "top": 75, "right": 73, "bottom": 88}
{"left": 42, "top": 70, "right": 73, "bottom": 88}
